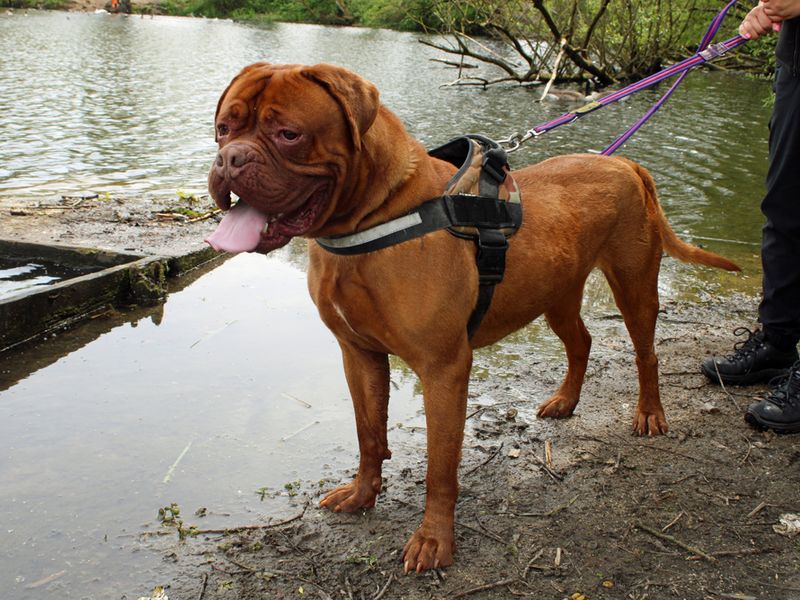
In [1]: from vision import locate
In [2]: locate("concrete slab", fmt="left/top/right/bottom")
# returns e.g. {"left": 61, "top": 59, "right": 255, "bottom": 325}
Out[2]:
{"left": 0, "top": 239, "right": 224, "bottom": 351}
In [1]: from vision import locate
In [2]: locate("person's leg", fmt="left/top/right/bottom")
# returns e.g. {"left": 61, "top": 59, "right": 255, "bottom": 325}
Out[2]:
{"left": 747, "top": 66, "right": 800, "bottom": 433}
{"left": 759, "top": 65, "right": 800, "bottom": 349}
{"left": 701, "top": 66, "right": 800, "bottom": 386}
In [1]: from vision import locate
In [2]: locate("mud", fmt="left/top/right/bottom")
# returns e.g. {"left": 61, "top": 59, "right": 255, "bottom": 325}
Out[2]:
{"left": 4, "top": 197, "right": 798, "bottom": 600}
{"left": 157, "top": 299, "right": 799, "bottom": 600}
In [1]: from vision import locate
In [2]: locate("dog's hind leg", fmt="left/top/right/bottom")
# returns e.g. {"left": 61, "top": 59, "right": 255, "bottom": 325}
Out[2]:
{"left": 537, "top": 284, "right": 592, "bottom": 419}
{"left": 601, "top": 258, "right": 668, "bottom": 436}
{"left": 320, "top": 344, "right": 391, "bottom": 512}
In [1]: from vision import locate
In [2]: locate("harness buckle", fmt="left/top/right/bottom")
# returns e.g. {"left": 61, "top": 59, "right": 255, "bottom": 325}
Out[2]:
{"left": 481, "top": 148, "right": 509, "bottom": 184}
{"left": 475, "top": 229, "right": 508, "bottom": 285}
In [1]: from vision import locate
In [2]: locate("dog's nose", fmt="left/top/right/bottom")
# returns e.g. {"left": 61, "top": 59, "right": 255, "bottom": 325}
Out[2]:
{"left": 214, "top": 144, "right": 250, "bottom": 176}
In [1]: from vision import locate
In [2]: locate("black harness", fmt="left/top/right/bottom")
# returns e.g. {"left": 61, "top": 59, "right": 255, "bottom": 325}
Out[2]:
{"left": 316, "top": 135, "right": 523, "bottom": 339}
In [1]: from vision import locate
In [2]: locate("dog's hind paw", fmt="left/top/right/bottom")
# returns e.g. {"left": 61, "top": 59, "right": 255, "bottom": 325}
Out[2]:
{"left": 536, "top": 394, "right": 578, "bottom": 419}
{"left": 319, "top": 477, "right": 381, "bottom": 512}
{"left": 632, "top": 410, "right": 669, "bottom": 436}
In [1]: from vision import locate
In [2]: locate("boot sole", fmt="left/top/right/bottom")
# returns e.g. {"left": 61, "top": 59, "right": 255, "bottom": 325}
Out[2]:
{"left": 700, "top": 364, "right": 791, "bottom": 386}
{"left": 744, "top": 410, "right": 800, "bottom": 434}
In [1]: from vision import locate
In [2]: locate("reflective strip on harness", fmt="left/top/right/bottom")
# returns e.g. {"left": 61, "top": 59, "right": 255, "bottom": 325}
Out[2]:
{"left": 315, "top": 212, "right": 423, "bottom": 250}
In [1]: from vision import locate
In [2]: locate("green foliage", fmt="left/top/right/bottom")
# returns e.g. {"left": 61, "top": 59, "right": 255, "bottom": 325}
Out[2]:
{"left": 0, "top": 0, "right": 68, "bottom": 8}
{"left": 349, "top": 0, "right": 444, "bottom": 30}
{"left": 158, "top": 0, "right": 452, "bottom": 30}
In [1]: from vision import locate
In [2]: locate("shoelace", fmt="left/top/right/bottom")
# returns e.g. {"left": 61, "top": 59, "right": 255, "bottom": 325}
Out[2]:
{"left": 727, "top": 327, "right": 764, "bottom": 363}
{"left": 764, "top": 360, "right": 800, "bottom": 408}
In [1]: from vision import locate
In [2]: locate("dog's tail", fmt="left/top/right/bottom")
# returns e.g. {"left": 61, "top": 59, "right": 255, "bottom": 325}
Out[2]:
{"left": 623, "top": 158, "right": 741, "bottom": 272}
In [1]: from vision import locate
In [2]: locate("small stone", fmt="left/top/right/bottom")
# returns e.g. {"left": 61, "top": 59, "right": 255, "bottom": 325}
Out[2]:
{"left": 700, "top": 402, "right": 720, "bottom": 414}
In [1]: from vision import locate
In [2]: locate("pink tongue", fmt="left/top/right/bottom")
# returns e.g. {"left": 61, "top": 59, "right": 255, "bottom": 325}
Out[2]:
{"left": 205, "top": 201, "right": 269, "bottom": 253}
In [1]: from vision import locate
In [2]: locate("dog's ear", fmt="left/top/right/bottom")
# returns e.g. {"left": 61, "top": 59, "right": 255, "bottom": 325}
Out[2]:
{"left": 302, "top": 64, "right": 380, "bottom": 151}
{"left": 215, "top": 63, "right": 274, "bottom": 142}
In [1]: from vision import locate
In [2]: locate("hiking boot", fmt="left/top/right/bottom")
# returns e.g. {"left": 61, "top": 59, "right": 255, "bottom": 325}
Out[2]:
{"left": 745, "top": 361, "right": 800, "bottom": 434}
{"left": 701, "top": 327, "right": 798, "bottom": 386}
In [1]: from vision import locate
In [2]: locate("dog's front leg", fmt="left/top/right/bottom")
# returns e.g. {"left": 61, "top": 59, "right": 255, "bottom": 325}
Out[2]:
{"left": 320, "top": 343, "right": 390, "bottom": 512}
{"left": 403, "top": 343, "right": 473, "bottom": 573}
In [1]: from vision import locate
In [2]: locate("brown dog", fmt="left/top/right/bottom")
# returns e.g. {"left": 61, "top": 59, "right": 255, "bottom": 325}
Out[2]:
{"left": 206, "top": 62, "right": 739, "bottom": 573}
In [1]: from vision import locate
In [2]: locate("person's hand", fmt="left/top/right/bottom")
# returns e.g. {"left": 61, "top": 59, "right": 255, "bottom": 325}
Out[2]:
{"left": 739, "top": 2, "right": 780, "bottom": 39}
{"left": 761, "top": 0, "right": 800, "bottom": 21}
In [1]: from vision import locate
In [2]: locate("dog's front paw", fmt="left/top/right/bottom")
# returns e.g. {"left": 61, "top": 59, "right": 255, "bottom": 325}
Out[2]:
{"left": 632, "top": 409, "right": 669, "bottom": 436}
{"left": 319, "top": 476, "right": 381, "bottom": 512}
{"left": 402, "top": 523, "right": 455, "bottom": 573}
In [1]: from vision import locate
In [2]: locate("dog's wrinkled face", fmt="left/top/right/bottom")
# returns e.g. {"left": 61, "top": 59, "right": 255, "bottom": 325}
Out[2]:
{"left": 206, "top": 63, "right": 379, "bottom": 254}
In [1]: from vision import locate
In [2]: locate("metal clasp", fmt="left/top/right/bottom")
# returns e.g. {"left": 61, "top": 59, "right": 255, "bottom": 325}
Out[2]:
{"left": 498, "top": 130, "right": 536, "bottom": 153}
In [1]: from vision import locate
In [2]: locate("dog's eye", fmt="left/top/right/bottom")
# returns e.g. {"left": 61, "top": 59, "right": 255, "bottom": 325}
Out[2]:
{"left": 280, "top": 129, "right": 300, "bottom": 141}
{"left": 217, "top": 123, "right": 230, "bottom": 137}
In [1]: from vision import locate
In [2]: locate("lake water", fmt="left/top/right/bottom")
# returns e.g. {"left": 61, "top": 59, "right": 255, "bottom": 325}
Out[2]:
{"left": 0, "top": 9, "right": 768, "bottom": 599}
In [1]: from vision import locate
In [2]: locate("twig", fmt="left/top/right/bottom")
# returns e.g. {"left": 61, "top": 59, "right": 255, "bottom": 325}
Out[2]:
{"left": 513, "top": 494, "right": 578, "bottom": 518}
{"left": 194, "top": 505, "right": 307, "bottom": 535}
{"left": 713, "top": 361, "right": 739, "bottom": 409}
{"left": 187, "top": 209, "right": 221, "bottom": 223}
{"left": 373, "top": 573, "right": 394, "bottom": 600}
{"left": 661, "top": 511, "right": 685, "bottom": 532}
{"left": 740, "top": 434, "right": 755, "bottom": 465}
{"left": 538, "top": 38, "right": 567, "bottom": 101}
{"left": 163, "top": 440, "right": 193, "bottom": 484}
{"left": 280, "top": 420, "right": 320, "bottom": 442}
{"left": 281, "top": 392, "right": 313, "bottom": 409}
{"left": 25, "top": 570, "right": 67, "bottom": 589}
{"left": 451, "top": 577, "right": 518, "bottom": 599}
{"left": 531, "top": 453, "right": 563, "bottom": 482}
{"left": 464, "top": 442, "right": 503, "bottom": 477}
{"left": 635, "top": 522, "right": 717, "bottom": 562}
{"left": 197, "top": 572, "right": 208, "bottom": 600}
{"left": 705, "top": 590, "right": 756, "bottom": 600}
{"left": 455, "top": 519, "right": 505, "bottom": 544}
{"left": 544, "top": 439, "right": 553, "bottom": 469}
{"left": 609, "top": 433, "right": 717, "bottom": 463}
{"left": 466, "top": 405, "right": 488, "bottom": 420}
{"left": 689, "top": 547, "right": 770, "bottom": 561}
{"left": 746, "top": 500, "right": 770, "bottom": 518}
{"left": 522, "top": 547, "right": 545, "bottom": 579}
{"left": 344, "top": 576, "right": 354, "bottom": 600}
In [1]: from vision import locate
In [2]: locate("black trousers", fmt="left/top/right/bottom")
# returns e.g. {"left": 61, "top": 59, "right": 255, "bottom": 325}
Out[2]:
{"left": 759, "top": 65, "right": 800, "bottom": 348}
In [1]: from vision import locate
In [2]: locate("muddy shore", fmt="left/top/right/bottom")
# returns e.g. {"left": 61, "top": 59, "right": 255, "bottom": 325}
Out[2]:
{"left": 2, "top": 197, "right": 798, "bottom": 600}
{"left": 152, "top": 295, "right": 800, "bottom": 600}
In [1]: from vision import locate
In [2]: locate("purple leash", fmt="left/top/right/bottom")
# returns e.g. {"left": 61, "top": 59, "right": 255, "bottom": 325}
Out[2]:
{"left": 501, "top": 0, "right": 747, "bottom": 154}
{"left": 601, "top": 0, "right": 743, "bottom": 155}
